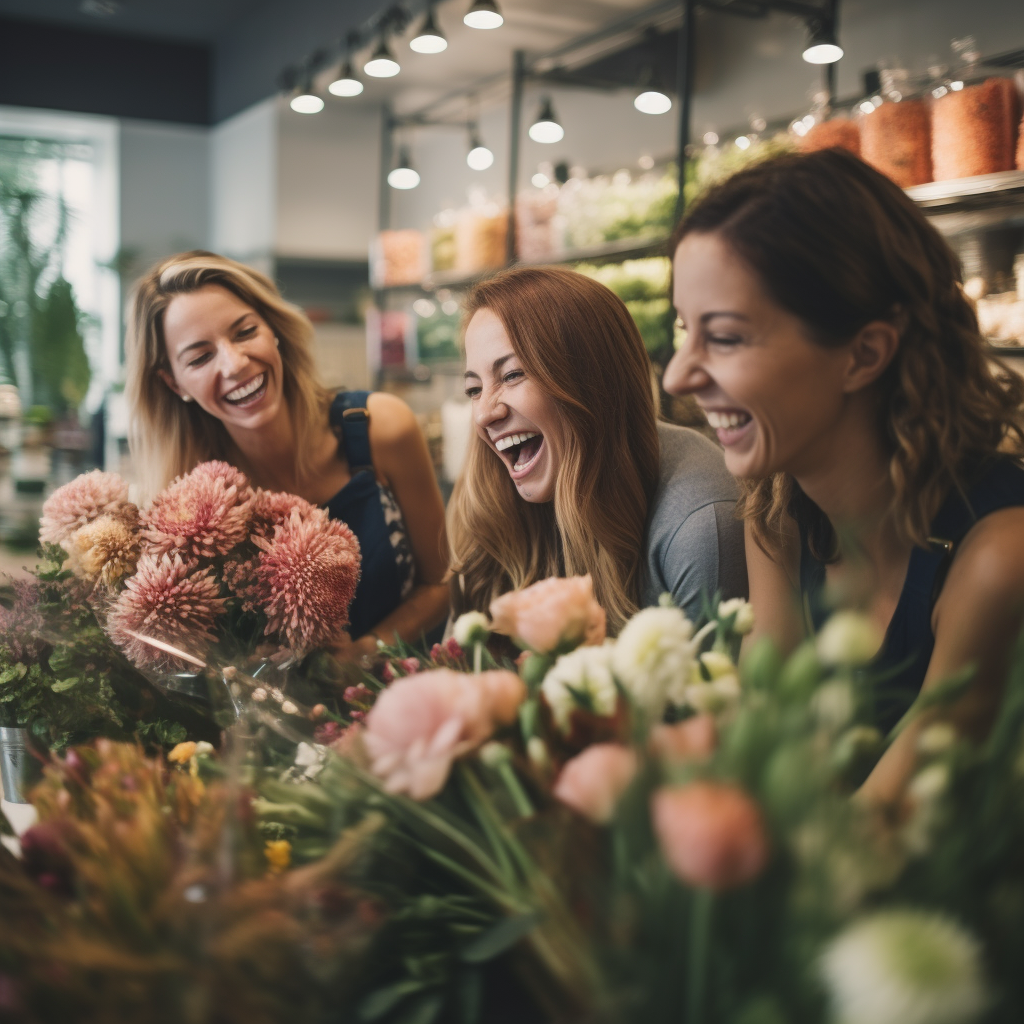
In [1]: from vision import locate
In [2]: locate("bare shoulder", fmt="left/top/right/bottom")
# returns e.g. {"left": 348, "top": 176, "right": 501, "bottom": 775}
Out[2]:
{"left": 366, "top": 391, "right": 420, "bottom": 446}
{"left": 942, "top": 506, "right": 1024, "bottom": 607}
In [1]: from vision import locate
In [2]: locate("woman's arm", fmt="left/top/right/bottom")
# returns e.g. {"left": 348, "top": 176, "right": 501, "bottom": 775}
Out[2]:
{"left": 342, "top": 392, "right": 450, "bottom": 658}
{"left": 743, "top": 517, "right": 806, "bottom": 657}
{"left": 860, "top": 507, "right": 1024, "bottom": 805}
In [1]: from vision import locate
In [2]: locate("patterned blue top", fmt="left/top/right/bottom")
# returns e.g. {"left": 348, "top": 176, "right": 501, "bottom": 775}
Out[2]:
{"left": 323, "top": 391, "right": 415, "bottom": 640}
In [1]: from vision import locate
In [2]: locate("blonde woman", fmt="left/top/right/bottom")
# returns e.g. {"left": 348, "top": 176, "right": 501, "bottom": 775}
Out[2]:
{"left": 664, "top": 149, "right": 1024, "bottom": 803}
{"left": 449, "top": 265, "right": 746, "bottom": 635}
{"left": 125, "top": 251, "right": 449, "bottom": 655}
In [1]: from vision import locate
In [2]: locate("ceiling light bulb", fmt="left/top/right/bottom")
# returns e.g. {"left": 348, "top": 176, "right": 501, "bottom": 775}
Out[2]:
{"left": 389, "top": 149, "right": 420, "bottom": 189}
{"left": 802, "top": 23, "right": 843, "bottom": 64}
{"left": 410, "top": 9, "right": 447, "bottom": 53}
{"left": 634, "top": 89, "right": 672, "bottom": 115}
{"left": 365, "top": 39, "right": 400, "bottom": 78}
{"left": 328, "top": 62, "right": 363, "bottom": 97}
{"left": 467, "top": 145, "right": 494, "bottom": 170}
{"left": 290, "top": 87, "right": 324, "bottom": 114}
{"left": 528, "top": 98, "right": 563, "bottom": 144}
{"left": 735, "top": 135, "right": 751, "bottom": 150}
{"left": 464, "top": 0, "right": 503, "bottom": 30}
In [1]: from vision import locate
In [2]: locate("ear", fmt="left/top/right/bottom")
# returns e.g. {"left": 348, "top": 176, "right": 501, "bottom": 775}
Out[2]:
{"left": 158, "top": 368, "right": 183, "bottom": 397}
{"left": 841, "top": 320, "right": 900, "bottom": 394}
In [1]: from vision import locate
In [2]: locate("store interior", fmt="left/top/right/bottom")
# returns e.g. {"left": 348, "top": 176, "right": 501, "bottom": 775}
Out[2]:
{"left": 0, "top": 0, "right": 1022, "bottom": 547}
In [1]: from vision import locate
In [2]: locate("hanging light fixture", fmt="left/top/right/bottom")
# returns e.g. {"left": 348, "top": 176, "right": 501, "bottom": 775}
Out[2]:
{"left": 464, "top": 0, "right": 503, "bottom": 30}
{"left": 410, "top": 6, "right": 447, "bottom": 53}
{"left": 365, "top": 37, "right": 401, "bottom": 78}
{"left": 290, "top": 75, "right": 324, "bottom": 114}
{"left": 634, "top": 32, "right": 672, "bottom": 115}
{"left": 528, "top": 97, "right": 564, "bottom": 144}
{"left": 466, "top": 126, "right": 494, "bottom": 170}
{"left": 802, "top": 21, "right": 844, "bottom": 64}
{"left": 388, "top": 147, "right": 420, "bottom": 189}
{"left": 329, "top": 60, "right": 363, "bottom": 97}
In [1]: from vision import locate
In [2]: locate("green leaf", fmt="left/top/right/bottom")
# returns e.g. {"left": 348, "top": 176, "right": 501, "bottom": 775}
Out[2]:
{"left": 458, "top": 968, "right": 483, "bottom": 1024}
{"left": 460, "top": 912, "right": 541, "bottom": 964}
{"left": 50, "top": 676, "right": 79, "bottom": 693}
{"left": 358, "top": 979, "right": 425, "bottom": 1021}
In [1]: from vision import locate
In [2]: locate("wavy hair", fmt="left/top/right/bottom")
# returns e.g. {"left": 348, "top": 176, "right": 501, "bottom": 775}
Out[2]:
{"left": 670, "top": 148, "right": 1024, "bottom": 559}
{"left": 125, "top": 251, "right": 331, "bottom": 498}
{"left": 448, "top": 266, "right": 661, "bottom": 632}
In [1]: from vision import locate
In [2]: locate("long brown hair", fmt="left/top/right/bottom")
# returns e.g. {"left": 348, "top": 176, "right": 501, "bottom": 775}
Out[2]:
{"left": 670, "top": 148, "right": 1024, "bottom": 559}
{"left": 125, "top": 251, "right": 331, "bottom": 498}
{"left": 448, "top": 266, "right": 661, "bottom": 632}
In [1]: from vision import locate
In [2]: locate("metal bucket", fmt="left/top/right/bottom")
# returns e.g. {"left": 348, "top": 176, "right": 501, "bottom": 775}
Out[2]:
{"left": 0, "top": 726, "right": 42, "bottom": 803}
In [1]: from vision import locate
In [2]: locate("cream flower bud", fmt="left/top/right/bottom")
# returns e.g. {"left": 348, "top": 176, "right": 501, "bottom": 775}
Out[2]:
{"left": 541, "top": 643, "right": 617, "bottom": 732}
{"left": 816, "top": 612, "right": 882, "bottom": 667}
{"left": 718, "top": 598, "right": 755, "bottom": 635}
{"left": 917, "top": 722, "right": 957, "bottom": 756}
{"left": 908, "top": 763, "right": 950, "bottom": 805}
{"left": 811, "top": 680, "right": 855, "bottom": 731}
{"left": 453, "top": 611, "right": 491, "bottom": 648}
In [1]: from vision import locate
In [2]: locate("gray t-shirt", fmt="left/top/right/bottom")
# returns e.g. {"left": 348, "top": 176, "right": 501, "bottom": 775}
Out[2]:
{"left": 641, "top": 421, "right": 748, "bottom": 621}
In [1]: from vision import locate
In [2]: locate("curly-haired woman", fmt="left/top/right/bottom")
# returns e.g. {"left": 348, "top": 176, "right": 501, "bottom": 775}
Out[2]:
{"left": 449, "top": 265, "right": 746, "bottom": 635}
{"left": 663, "top": 148, "right": 1024, "bottom": 803}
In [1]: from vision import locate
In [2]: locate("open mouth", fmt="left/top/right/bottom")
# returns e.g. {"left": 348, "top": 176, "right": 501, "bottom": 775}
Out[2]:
{"left": 224, "top": 373, "right": 267, "bottom": 406}
{"left": 705, "top": 409, "right": 752, "bottom": 445}
{"left": 494, "top": 431, "right": 544, "bottom": 477}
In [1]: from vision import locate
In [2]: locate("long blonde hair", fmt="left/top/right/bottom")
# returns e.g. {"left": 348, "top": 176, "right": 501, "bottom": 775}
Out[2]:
{"left": 671, "top": 150, "right": 1024, "bottom": 559}
{"left": 125, "top": 251, "right": 331, "bottom": 497}
{"left": 448, "top": 266, "right": 661, "bottom": 633}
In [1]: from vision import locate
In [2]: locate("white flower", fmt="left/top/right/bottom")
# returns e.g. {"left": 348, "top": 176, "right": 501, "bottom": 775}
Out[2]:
{"left": 812, "top": 680, "right": 855, "bottom": 731}
{"left": 611, "top": 606, "right": 696, "bottom": 717}
{"left": 194, "top": 741, "right": 214, "bottom": 756}
{"left": 453, "top": 611, "right": 491, "bottom": 647}
{"left": 908, "top": 763, "right": 950, "bottom": 805}
{"left": 684, "top": 673, "right": 741, "bottom": 715}
{"left": 820, "top": 909, "right": 988, "bottom": 1024}
{"left": 542, "top": 643, "right": 618, "bottom": 732}
{"left": 718, "top": 598, "right": 755, "bottom": 635}
{"left": 918, "top": 722, "right": 957, "bottom": 757}
{"left": 816, "top": 612, "right": 882, "bottom": 667}
{"left": 293, "top": 741, "right": 326, "bottom": 780}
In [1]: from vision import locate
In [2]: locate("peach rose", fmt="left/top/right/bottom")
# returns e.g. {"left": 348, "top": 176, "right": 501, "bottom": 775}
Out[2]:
{"left": 363, "top": 669, "right": 525, "bottom": 800}
{"left": 650, "top": 715, "right": 717, "bottom": 764}
{"left": 489, "top": 575, "right": 606, "bottom": 654}
{"left": 651, "top": 781, "right": 769, "bottom": 890}
{"left": 553, "top": 743, "right": 638, "bottom": 824}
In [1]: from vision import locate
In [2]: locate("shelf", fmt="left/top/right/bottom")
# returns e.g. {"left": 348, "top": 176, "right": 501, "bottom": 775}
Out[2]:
{"left": 907, "top": 170, "right": 1024, "bottom": 212}
{"left": 374, "top": 234, "right": 669, "bottom": 295}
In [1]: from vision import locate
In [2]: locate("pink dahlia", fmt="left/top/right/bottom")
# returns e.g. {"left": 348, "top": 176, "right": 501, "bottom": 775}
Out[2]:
{"left": 141, "top": 460, "right": 255, "bottom": 560}
{"left": 106, "top": 552, "right": 226, "bottom": 671}
{"left": 231, "top": 507, "right": 360, "bottom": 656}
{"left": 39, "top": 470, "right": 130, "bottom": 546}
{"left": 250, "top": 488, "right": 318, "bottom": 539}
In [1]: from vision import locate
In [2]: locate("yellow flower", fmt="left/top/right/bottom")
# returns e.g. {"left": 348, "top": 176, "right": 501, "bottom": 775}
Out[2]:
{"left": 264, "top": 839, "right": 292, "bottom": 874}
{"left": 168, "top": 741, "right": 197, "bottom": 764}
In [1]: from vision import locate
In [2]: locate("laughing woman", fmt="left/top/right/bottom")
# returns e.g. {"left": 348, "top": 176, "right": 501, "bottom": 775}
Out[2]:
{"left": 663, "top": 149, "right": 1024, "bottom": 803}
{"left": 448, "top": 265, "right": 746, "bottom": 635}
{"left": 125, "top": 251, "right": 449, "bottom": 656}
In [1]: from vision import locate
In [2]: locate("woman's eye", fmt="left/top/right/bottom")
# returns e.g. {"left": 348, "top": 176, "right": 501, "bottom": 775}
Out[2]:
{"left": 502, "top": 369, "right": 524, "bottom": 384}
{"left": 708, "top": 334, "right": 742, "bottom": 347}
{"left": 188, "top": 352, "right": 212, "bottom": 368}
{"left": 464, "top": 386, "right": 481, "bottom": 399}
{"left": 237, "top": 325, "right": 257, "bottom": 340}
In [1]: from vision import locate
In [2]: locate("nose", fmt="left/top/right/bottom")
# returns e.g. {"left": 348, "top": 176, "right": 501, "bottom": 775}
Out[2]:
{"left": 663, "top": 341, "right": 712, "bottom": 397}
{"left": 215, "top": 339, "right": 248, "bottom": 377}
{"left": 474, "top": 385, "right": 508, "bottom": 430}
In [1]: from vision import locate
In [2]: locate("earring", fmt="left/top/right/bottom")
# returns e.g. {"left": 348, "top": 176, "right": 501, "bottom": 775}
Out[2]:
{"left": 182, "top": 394, "right": 194, "bottom": 403}
{"left": 274, "top": 336, "right": 280, "bottom": 348}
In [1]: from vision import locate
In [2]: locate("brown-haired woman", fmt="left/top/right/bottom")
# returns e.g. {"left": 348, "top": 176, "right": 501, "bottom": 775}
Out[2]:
{"left": 663, "top": 148, "right": 1024, "bottom": 803}
{"left": 125, "top": 251, "right": 449, "bottom": 656}
{"left": 449, "top": 265, "right": 746, "bottom": 634}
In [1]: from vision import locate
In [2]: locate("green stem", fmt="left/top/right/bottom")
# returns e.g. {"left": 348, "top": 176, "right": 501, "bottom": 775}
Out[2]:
{"left": 498, "top": 761, "right": 534, "bottom": 818}
{"left": 474, "top": 642, "right": 483, "bottom": 675}
{"left": 687, "top": 887, "right": 714, "bottom": 1024}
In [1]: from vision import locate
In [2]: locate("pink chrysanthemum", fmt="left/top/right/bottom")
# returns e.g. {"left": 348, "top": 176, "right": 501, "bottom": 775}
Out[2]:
{"left": 250, "top": 488, "right": 319, "bottom": 539}
{"left": 231, "top": 507, "right": 360, "bottom": 656}
{"left": 39, "top": 471, "right": 130, "bottom": 546}
{"left": 106, "top": 552, "right": 226, "bottom": 671}
{"left": 141, "top": 460, "right": 255, "bottom": 560}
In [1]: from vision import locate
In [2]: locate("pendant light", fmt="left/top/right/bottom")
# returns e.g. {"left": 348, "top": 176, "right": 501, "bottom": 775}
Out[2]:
{"left": 528, "top": 97, "right": 564, "bottom": 144}
{"left": 634, "top": 64, "right": 672, "bottom": 115}
{"left": 290, "top": 75, "right": 324, "bottom": 114}
{"left": 466, "top": 126, "right": 494, "bottom": 170}
{"left": 410, "top": 7, "right": 447, "bottom": 53}
{"left": 365, "top": 37, "right": 401, "bottom": 78}
{"left": 802, "top": 21, "right": 844, "bottom": 64}
{"left": 329, "top": 60, "right": 363, "bottom": 97}
{"left": 388, "top": 148, "right": 420, "bottom": 189}
{"left": 464, "top": 0, "right": 503, "bottom": 30}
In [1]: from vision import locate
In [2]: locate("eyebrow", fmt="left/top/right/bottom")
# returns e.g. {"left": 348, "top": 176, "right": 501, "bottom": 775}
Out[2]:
{"left": 700, "top": 311, "right": 750, "bottom": 323}
{"left": 175, "top": 313, "right": 252, "bottom": 360}
{"left": 463, "top": 352, "right": 515, "bottom": 380}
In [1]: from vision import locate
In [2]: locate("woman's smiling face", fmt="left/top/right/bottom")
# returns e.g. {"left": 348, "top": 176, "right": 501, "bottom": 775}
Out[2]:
{"left": 664, "top": 231, "right": 854, "bottom": 481}
{"left": 160, "top": 284, "right": 286, "bottom": 433}
{"left": 463, "top": 308, "right": 563, "bottom": 503}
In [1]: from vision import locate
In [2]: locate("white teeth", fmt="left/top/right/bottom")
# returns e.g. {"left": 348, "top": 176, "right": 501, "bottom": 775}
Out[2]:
{"left": 705, "top": 410, "right": 751, "bottom": 430}
{"left": 225, "top": 374, "right": 265, "bottom": 402}
{"left": 495, "top": 431, "right": 538, "bottom": 452}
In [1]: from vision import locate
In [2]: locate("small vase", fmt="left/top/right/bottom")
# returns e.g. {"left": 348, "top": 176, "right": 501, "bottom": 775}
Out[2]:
{"left": 0, "top": 726, "right": 42, "bottom": 803}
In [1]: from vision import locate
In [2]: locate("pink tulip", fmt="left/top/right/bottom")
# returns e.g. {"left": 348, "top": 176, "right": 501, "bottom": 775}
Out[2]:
{"left": 553, "top": 743, "right": 638, "bottom": 824}
{"left": 489, "top": 575, "right": 606, "bottom": 654}
{"left": 651, "top": 782, "right": 769, "bottom": 890}
{"left": 650, "top": 715, "right": 717, "bottom": 764}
